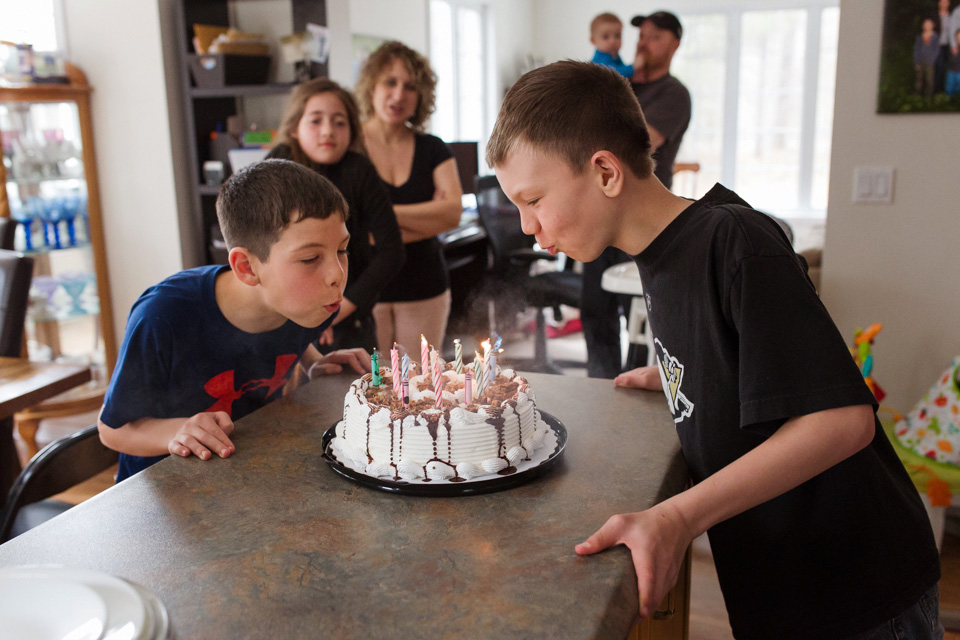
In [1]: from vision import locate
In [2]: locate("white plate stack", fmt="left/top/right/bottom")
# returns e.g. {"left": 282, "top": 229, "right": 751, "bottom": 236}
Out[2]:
{"left": 0, "top": 566, "right": 169, "bottom": 640}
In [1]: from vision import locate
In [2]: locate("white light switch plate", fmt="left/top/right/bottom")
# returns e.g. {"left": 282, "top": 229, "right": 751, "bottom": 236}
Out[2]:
{"left": 852, "top": 166, "right": 895, "bottom": 204}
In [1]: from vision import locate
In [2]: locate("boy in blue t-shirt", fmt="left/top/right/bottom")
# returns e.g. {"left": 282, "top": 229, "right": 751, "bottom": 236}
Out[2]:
{"left": 98, "top": 159, "right": 369, "bottom": 482}
{"left": 486, "top": 61, "right": 941, "bottom": 639}
{"left": 589, "top": 12, "right": 639, "bottom": 79}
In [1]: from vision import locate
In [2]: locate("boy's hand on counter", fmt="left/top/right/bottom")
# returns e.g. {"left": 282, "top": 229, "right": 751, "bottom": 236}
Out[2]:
{"left": 308, "top": 348, "right": 371, "bottom": 377}
{"left": 575, "top": 501, "right": 692, "bottom": 619}
{"left": 614, "top": 365, "right": 662, "bottom": 390}
{"left": 168, "top": 411, "right": 235, "bottom": 460}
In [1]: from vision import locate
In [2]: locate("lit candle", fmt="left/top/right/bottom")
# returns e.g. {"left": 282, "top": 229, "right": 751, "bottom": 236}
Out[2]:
{"left": 454, "top": 339, "right": 463, "bottom": 374}
{"left": 432, "top": 349, "right": 443, "bottom": 408}
{"left": 391, "top": 345, "right": 400, "bottom": 396}
{"left": 488, "top": 349, "right": 496, "bottom": 389}
{"left": 464, "top": 369, "right": 473, "bottom": 404}
{"left": 421, "top": 334, "right": 430, "bottom": 379}
{"left": 371, "top": 349, "right": 381, "bottom": 386}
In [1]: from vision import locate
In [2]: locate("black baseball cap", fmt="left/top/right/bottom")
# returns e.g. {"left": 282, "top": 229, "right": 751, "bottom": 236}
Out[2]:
{"left": 630, "top": 11, "right": 683, "bottom": 40}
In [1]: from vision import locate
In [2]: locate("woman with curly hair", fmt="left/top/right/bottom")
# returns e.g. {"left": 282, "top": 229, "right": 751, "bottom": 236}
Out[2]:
{"left": 357, "top": 41, "right": 463, "bottom": 356}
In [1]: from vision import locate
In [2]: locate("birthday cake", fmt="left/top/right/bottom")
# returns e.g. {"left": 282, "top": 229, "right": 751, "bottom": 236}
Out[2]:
{"left": 329, "top": 364, "right": 552, "bottom": 482}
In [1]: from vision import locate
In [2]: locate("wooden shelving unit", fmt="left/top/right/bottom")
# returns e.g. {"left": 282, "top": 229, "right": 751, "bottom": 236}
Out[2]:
{"left": 172, "top": 0, "right": 328, "bottom": 264}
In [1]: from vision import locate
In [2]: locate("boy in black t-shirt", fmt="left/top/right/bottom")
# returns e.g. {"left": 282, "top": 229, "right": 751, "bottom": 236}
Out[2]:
{"left": 487, "top": 61, "right": 941, "bottom": 640}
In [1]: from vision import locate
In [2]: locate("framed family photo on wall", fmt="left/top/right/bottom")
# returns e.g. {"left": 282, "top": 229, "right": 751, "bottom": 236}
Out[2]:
{"left": 878, "top": 0, "right": 960, "bottom": 113}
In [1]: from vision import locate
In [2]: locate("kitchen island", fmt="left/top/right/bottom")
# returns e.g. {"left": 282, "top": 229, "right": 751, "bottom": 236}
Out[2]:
{"left": 0, "top": 371, "right": 690, "bottom": 639}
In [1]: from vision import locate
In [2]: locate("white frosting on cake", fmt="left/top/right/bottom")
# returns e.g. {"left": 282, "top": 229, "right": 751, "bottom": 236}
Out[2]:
{"left": 330, "top": 367, "right": 551, "bottom": 481}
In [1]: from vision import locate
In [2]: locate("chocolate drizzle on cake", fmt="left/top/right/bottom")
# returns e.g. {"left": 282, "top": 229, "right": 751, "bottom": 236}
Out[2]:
{"left": 364, "top": 414, "right": 373, "bottom": 463}
{"left": 341, "top": 364, "right": 539, "bottom": 482}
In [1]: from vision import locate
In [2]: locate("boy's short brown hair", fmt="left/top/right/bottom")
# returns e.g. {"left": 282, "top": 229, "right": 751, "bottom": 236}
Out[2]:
{"left": 486, "top": 60, "right": 655, "bottom": 179}
{"left": 591, "top": 12, "right": 622, "bottom": 36}
{"left": 216, "top": 159, "right": 348, "bottom": 262}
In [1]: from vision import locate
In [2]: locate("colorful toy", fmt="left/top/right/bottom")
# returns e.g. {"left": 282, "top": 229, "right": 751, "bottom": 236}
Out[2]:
{"left": 850, "top": 323, "right": 887, "bottom": 403}
{"left": 852, "top": 324, "right": 960, "bottom": 547}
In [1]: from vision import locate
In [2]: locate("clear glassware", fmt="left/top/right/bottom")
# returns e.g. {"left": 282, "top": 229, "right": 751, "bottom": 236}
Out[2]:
{"left": 59, "top": 272, "right": 89, "bottom": 316}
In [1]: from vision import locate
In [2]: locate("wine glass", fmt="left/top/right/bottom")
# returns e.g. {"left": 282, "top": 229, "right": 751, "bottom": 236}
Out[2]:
{"left": 30, "top": 275, "right": 61, "bottom": 320}
{"left": 59, "top": 272, "right": 90, "bottom": 316}
{"left": 10, "top": 200, "right": 34, "bottom": 251}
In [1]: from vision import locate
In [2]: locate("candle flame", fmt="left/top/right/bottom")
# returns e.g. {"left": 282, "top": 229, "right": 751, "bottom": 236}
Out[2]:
{"left": 481, "top": 339, "right": 491, "bottom": 353}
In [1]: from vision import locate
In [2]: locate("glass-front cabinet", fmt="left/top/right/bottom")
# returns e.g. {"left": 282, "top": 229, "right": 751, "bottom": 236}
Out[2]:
{"left": 0, "top": 68, "right": 116, "bottom": 380}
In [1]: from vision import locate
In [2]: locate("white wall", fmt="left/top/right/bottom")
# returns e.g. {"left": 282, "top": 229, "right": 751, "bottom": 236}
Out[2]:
{"left": 62, "top": 0, "right": 183, "bottom": 349}
{"left": 327, "top": 0, "right": 354, "bottom": 86}
{"left": 821, "top": 0, "right": 960, "bottom": 410}
{"left": 349, "top": 0, "right": 429, "bottom": 54}
{"left": 489, "top": 0, "right": 535, "bottom": 105}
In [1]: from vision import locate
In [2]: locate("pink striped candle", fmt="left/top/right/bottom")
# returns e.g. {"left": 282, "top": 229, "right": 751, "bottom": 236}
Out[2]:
{"left": 391, "top": 345, "right": 400, "bottom": 395}
{"left": 432, "top": 349, "right": 443, "bottom": 407}
{"left": 464, "top": 370, "right": 473, "bottom": 404}
{"left": 421, "top": 334, "right": 430, "bottom": 379}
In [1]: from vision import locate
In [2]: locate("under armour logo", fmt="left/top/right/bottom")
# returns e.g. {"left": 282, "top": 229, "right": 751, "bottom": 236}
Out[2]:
{"left": 204, "top": 354, "right": 299, "bottom": 414}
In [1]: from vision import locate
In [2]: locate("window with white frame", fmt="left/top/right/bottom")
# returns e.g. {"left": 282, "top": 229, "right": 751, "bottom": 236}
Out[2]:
{"left": 0, "top": 0, "right": 65, "bottom": 53}
{"left": 429, "top": 0, "right": 488, "bottom": 146}
{"left": 671, "top": 2, "right": 839, "bottom": 219}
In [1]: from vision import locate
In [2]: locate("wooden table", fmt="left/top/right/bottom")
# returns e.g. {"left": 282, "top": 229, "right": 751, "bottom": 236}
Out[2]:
{"left": 0, "top": 372, "right": 689, "bottom": 639}
{"left": 0, "top": 357, "right": 92, "bottom": 509}
{"left": 0, "top": 358, "right": 93, "bottom": 419}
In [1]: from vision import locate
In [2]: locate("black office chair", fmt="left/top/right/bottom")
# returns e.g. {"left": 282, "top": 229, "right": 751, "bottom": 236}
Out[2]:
{"left": 0, "top": 249, "right": 35, "bottom": 512}
{"left": 0, "top": 424, "right": 118, "bottom": 543}
{"left": 474, "top": 175, "right": 583, "bottom": 374}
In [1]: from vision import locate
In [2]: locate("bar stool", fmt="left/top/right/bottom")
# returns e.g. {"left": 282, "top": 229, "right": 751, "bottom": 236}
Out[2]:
{"left": 601, "top": 261, "right": 655, "bottom": 368}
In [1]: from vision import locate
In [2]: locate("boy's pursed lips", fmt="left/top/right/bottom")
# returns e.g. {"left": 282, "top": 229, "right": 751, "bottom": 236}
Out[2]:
{"left": 537, "top": 238, "right": 558, "bottom": 255}
{"left": 324, "top": 300, "right": 342, "bottom": 313}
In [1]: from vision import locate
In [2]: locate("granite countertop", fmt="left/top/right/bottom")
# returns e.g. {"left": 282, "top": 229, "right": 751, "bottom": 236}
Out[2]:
{"left": 0, "top": 372, "right": 687, "bottom": 639}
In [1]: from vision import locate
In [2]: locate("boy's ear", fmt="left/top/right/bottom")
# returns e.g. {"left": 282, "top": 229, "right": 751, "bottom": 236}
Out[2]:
{"left": 590, "top": 150, "right": 625, "bottom": 198}
{"left": 228, "top": 247, "right": 262, "bottom": 286}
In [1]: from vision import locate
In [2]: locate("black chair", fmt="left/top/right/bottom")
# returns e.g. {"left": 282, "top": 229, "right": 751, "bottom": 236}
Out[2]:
{"left": 474, "top": 175, "right": 583, "bottom": 374}
{"left": 0, "top": 249, "right": 34, "bottom": 512}
{"left": 0, "top": 217, "right": 18, "bottom": 251}
{"left": 0, "top": 424, "right": 118, "bottom": 543}
{"left": 448, "top": 141, "right": 479, "bottom": 195}
{"left": 0, "top": 248, "right": 33, "bottom": 358}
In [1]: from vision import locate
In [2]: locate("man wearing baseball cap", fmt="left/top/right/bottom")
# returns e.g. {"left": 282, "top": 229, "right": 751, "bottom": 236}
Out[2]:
{"left": 629, "top": 10, "right": 690, "bottom": 181}
{"left": 581, "top": 10, "right": 692, "bottom": 380}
